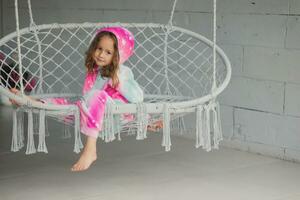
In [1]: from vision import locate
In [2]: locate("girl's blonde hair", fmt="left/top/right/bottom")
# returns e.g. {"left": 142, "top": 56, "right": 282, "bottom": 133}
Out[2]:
{"left": 85, "top": 31, "right": 120, "bottom": 88}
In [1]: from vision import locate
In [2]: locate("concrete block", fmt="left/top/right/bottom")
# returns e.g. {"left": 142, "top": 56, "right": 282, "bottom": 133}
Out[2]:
{"left": 102, "top": 10, "right": 148, "bottom": 23}
{"left": 151, "top": 10, "right": 178, "bottom": 24}
{"left": 247, "top": 142, "right": 285, "bottom": 159}
{"left": 220, "top": 76, "right": 284, "bottom": 114}
{"left": 286, "top": 16, "right": 300, "bottom": 49}
{"left": 150, "top": 11, "right": 213, "bottom": 40}
{"left": 285, "top": 83, "right": 300, "bottom": 117}
{"left": 284, "top": 148, "right": 300, "bottom": 163}
{"left": 217, "top": 14, "right": 287, "bottom": 47}
{"left": 182, "top": 12, "right": 212, "bottom": 40}
{"left": 218, "top": 0, "right": 289, "bottom": 14}
{"left": 244, "top": 46, "right": 300, "bottom": 83}
{"left": 219, "top": 105, "right": 234, "bottom": 140}
{"left": 219, "top": 44, "right": 243, "bottom": 76}
{"left": 176, "top": 0, "right": 212, "bottom": 12}
{"left": 220, "top": 139, "right": 249, "bottom": 151}
{"left": 222, "top": 139, "right": 300, "bottom": 163}
{"left": 290, "top": 0, "right": 300, "bottom": 15}
{"left": 235, "top": 108, "right": 300, "bottom": 150}
{"left": 3, "top": 7, "right": 107, "bottom": 32}
{"left": 2, "top": 7, "right": 29, "bottom": 34}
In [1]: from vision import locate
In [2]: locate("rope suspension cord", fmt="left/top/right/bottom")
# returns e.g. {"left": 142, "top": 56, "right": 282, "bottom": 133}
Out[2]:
{"left": 212, "top": 0, "right": 217, "bottom": 92}
{"left": 27, "top": 0, "right": 35, "bottom": 27}
{"left": 14, "top": 0, "right": 24, "bottom": 94}
{"left": 27, "top": 0, "right": 44, "bottom": 94}
{"left": 160, "top": 0, "right": 179, "bottom": 151}
{"left": 168, "top": 0, "right": 178, "bottom": 27}
{"left": 162, "top": 0, "right": 178, "bottom": 95}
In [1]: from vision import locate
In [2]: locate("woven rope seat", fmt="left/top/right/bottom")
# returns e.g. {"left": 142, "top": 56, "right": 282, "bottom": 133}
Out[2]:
{"left": 0, "top": 0, "right": 231, "bottom": 154}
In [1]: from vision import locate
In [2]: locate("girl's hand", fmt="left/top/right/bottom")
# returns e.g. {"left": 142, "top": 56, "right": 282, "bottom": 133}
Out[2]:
{"left": 9, "top": 88, "right": 21, "bottom": 106}
{"left": 9, "top": 88, "right": 41, "bottom": 106}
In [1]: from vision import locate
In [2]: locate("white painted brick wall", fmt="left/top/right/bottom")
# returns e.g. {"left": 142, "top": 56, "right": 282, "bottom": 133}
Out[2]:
{"left": 219, "top": 44, "right": 244, "bottom": 76}
{"left": 174, "top": 13, "right": 212, "bottom": 39}
{"left": 218, "top": 0, "right": 289, "bottom": 14}
{"left": 286, "top": 16, "right": 300, "bottom": 49}
{"left": 234, "top": 108, "right": 300, "bottom": 151}
{"left": 220, "top": 105, "right": 234, "bottom": 140}
{"left": 243, "top": 46, "right": 300, "bottom": 83}
{"left": 285, "top": 83, "right": 300, "bottom": 117}
{"left": 290, "top": 0, "right": 300, "bottom": 15}
{"left": 220, "top": 76, "right": 284, "bottom": 114}
{"left": 218, "top": 14, "right": 287, "bottom": 47}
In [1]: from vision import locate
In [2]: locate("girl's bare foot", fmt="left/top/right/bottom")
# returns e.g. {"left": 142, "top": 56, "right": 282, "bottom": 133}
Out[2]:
{"left": 147, "top": 120, "right": 163, "bottom": 132}
{"left": 71, "top": 136, "right": 97, "bottom": 172}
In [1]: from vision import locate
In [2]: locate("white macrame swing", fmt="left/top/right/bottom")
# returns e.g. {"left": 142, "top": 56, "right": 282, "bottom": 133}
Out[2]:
{"left": 0, "top": 0, "right": 231, "bottom": 154}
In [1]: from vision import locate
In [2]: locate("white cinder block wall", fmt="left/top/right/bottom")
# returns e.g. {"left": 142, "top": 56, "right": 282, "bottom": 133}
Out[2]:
{"left": 218, "top": 0, "right": 300, "bottom": 162}
{"left": 1, "top": 0, "right": 300, "bottom": 162}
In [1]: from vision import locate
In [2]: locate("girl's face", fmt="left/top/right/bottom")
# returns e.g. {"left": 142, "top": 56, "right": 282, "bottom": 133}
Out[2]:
{"left": 93, "top": 35, "right": 115, "bottom": 67}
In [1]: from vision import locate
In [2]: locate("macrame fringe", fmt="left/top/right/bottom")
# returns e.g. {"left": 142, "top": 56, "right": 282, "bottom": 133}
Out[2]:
{"left": 10, "top": 100, "right": 222, "bottom": 155}
{"left": 162, "top": 103, "right": 171, "bottom": 151}
{"left": 212, "top": 101, "right": 223, "bottom": 149}
{"left": 11, "top": 108, "right": 25, "bottom": 152}
{"left": 171, "top": 117, "right": 186, "bottom": 135}
{"left": 73, "top": 109, "right": 83, "bottom": 153}
{"left": 102, "top": 102, "right": 116, "bottom": 143}
{"left": 195, "top": 99, "right": 223, "bottom": 152}
{"left": 127, "top": 126, "right": 136, "bottom": 136}
{"left": 195, "top": 105, "right": 204, "bottom": 149}
{"left": 11, "top": 110, "right": 19, "bottom": 152}
{"left": 45, "top": 116, "right": 50, "bottom": 137}
{"left": 37, "top": 110, "right": 48, "bottom": 153}
{"left": 26, "top": 110, "right": 36, "bottom": 154}
{"left": 177, "top": 117, "right": 185, "bottom": 135}
{"left": 115, "top": 115, "right": 121, "bottom": 141}
{"left": 63, "top": 123, "right": 72, "bottom": 139}
{"left": 136, "top": 103, "right": 148, "bottom": 140}
{"left": 33, "top": 112, "right": 39, "bottom": 135}
{"left": 17, "top": 109, "right": 24, "bottom": 149}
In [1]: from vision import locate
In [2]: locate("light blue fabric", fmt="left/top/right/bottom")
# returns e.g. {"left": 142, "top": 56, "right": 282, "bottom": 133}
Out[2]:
{"left": 118, "top": 65, "right": 144, "bottom": 103}
{"left": 83, "top": 64, "right": 143, "bottom": 104}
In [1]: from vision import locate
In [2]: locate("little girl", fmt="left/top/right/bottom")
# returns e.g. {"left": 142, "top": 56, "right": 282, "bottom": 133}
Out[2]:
{"left": 10, "top": 26, "right": 162, "bottom": 172}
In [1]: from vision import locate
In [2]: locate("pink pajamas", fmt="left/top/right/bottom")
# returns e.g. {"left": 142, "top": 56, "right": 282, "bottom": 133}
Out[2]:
{"left": 43, "top": 82, "right": 128, "bottom": 138}
{"left": 42, "top": 65, "right": 143, "bottom": 138}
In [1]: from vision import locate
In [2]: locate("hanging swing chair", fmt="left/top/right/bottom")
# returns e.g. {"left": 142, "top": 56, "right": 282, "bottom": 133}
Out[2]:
{"left": 0, "top": 0, "right": 231, "bottom": 154}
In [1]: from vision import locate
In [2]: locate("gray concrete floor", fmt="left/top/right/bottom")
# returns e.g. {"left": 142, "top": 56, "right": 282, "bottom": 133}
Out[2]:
{"left": 1, "top": 105, "right": 300, "bottom": 200}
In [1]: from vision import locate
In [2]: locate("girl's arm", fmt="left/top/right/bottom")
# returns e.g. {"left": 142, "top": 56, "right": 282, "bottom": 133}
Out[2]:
{"left": 118, "top": 66, "right": 143, "bottom": 103}
{"left": 82, "top": 70, "right": 98, "bottom": 95}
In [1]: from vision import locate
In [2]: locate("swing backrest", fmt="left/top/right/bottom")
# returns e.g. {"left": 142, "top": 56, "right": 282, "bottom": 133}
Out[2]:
{"left": 0, "top": 23, "right": 229, "bottom": 102}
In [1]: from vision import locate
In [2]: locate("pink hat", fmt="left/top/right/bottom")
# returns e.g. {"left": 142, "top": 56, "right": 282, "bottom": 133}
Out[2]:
{"left": 96, "top": 26, "right": 135, "bottom": 64}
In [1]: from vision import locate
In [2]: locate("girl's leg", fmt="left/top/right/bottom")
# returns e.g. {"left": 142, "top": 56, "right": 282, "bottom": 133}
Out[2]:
{"left": 9, "top": 88, "right": 97, "bottom": 172}
{"left": 71, "top": 136, "right": 97, "bottom": 172}
{"left": 71, "top": 90, "right": 109, "bottom": 172}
